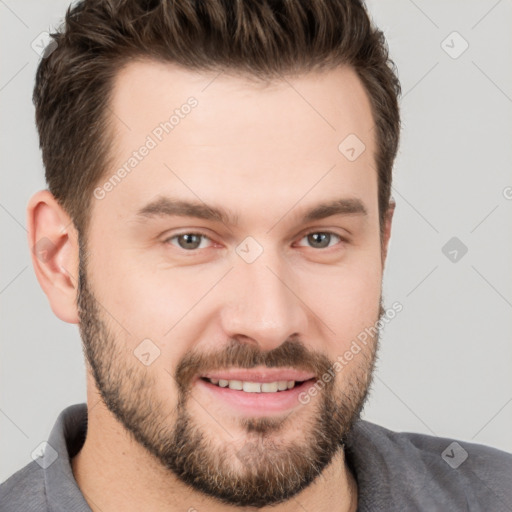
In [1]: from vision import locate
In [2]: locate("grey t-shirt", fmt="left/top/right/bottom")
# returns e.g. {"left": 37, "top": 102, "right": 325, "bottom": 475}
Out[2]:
{"left": 1, "top": 403, "right": 511, "bottom": 511}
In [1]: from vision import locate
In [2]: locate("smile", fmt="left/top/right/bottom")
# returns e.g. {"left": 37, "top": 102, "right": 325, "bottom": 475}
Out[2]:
{"left": 202, "top": 377, "right": 299, "bottom": 393}
{"left": 195, "top": 369, "right": 317, "bottom": 415}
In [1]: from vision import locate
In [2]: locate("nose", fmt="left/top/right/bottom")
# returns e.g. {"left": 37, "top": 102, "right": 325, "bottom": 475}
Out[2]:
{"left": 219, "top": 251, "right": 309, "bottom": 352}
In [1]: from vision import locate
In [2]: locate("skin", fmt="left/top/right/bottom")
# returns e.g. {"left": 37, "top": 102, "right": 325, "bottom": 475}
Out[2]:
{"left": 27, "top": 60, "right": 394, "bottom": 511}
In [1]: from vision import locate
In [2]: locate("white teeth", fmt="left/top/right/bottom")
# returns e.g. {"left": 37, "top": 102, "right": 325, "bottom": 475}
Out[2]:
{"left": 277, "top": 381, "right": 288, "bottom": 391}
{"left": 261, "top": 382, "right": 278, "bottom": 393}
{"left": 243, "top": 381, "right": 262, "bottom": 393}
{"left": 208, "top": 378, "right": 297, "bottom": 393}
{"left": 228, "top": 380, "right": 243, "bottom": 391}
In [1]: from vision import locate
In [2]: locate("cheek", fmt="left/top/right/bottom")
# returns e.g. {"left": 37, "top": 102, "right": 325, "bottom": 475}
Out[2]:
{"left": 300, "top": 254, "right": 382, "bottom": 354}
{"left": 106, "top": 268, "right": 204, "bottom": 339}
{"left": 87, "top": 225, "right": 196, "bottom": 333}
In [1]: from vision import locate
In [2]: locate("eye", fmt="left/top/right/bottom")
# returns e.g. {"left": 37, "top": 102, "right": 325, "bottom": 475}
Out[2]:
{"left": 165, "top": 232, "right": 212, "bottom": 251}
{"left": 164, "top": 230, "right": 345, "bottom": 253}
{"left": 296, "top": 231, "right": 343, "bottom": 249}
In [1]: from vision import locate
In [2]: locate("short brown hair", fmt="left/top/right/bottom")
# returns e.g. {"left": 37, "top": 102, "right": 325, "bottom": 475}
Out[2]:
{"left": 33, "top": 0, "right": 401, "bottom": 239}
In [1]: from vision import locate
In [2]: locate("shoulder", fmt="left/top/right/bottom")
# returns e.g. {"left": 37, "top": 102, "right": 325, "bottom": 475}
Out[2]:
{"left": 347, "top": 420, "right": 512, "bottom": 511}
{"left": 0, "top": 402, "right": 88, "bottom": 512}
{"left": 0, "top": 460, "right": 47, "bottom": 511}
{"left": 356, "top": 419, "right": 512, "bottom": 467}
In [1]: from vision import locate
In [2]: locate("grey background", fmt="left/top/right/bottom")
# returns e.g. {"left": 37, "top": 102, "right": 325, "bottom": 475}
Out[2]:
{"left": 1, "top": 0, "right": 511, "bottom": 483}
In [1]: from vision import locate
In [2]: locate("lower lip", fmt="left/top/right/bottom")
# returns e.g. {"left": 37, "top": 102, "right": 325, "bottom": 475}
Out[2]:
{"left": 196, "top": 378, "right": 315, "bottom": 415}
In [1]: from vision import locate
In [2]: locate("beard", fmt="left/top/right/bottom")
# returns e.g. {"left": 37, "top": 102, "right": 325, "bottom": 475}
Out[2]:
{"left": 76, "top": 240, "right": 383, "bottom": 508}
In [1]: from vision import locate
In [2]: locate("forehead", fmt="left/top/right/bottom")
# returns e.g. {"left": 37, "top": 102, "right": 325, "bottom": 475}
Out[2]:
{"left": 109, "top": 59, "right": 375, "bottom": 149}
{"left": 96, "top": 60, "right": 377, "bottom": 227}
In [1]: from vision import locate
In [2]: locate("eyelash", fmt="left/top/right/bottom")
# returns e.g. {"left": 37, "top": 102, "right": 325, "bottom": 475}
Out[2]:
{"left": 163, "top": 230, "right": 347, "bottom": 252}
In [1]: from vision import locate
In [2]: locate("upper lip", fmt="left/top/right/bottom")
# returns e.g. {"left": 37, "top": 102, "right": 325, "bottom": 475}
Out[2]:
{"left": 199, "top": 367, "right": 316, "bottom": 383}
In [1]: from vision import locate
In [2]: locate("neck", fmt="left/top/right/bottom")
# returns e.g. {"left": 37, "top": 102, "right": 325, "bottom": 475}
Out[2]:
{"left": 72, "top": 392, "right": 358, "bottom": 512}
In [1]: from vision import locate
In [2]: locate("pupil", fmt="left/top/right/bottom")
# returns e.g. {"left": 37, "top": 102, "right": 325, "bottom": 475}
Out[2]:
{"left": 180, "top": 234, "right": 201, "bottom": 249}
{"left": 309, "top": 233, "right": 329, "bottom": 248}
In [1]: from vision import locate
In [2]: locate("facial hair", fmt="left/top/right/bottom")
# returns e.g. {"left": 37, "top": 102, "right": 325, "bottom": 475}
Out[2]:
{"left": 77, "top": 241, "right": 383, "bottom": 508}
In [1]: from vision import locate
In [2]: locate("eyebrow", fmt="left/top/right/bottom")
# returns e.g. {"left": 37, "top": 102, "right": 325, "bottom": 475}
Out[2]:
{"left": 135, "top": 196, "right": 368, "bottom": 226}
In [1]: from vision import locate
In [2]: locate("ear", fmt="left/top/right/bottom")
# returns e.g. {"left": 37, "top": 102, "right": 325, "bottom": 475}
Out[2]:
{"left": 27, "top": 190, "right": 80, "bottom": 324}
{"left": 381, "top": 198, "right": 395, "bottom": 268}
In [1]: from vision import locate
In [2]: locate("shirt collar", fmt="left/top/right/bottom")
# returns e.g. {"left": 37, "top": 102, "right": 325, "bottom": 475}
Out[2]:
{"left": 44, "top": 403, "right": 91, "bottom": 512}
{"left": 43, "top": 402, "right": 382, "bottom": 511}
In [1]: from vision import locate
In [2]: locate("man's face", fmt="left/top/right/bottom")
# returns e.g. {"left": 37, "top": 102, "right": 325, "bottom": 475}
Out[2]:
{"left": 78, "top": 61, "right": 388, "bottom": 507}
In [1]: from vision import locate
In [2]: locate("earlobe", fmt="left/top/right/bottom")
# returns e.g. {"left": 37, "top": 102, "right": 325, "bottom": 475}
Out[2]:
{"left": 27, "top": 190, "right": 80, "bottom": 324}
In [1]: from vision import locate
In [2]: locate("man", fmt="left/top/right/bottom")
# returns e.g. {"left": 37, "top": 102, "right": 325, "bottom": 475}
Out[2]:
{"left": 1, "top": 0, "right": 511, "bottom": 510}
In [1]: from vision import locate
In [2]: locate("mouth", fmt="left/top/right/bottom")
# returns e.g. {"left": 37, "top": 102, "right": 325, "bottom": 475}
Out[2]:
{"left": 200, "top": 377, "right": 304, "bottom": 393}
{"left": 195, "top": 368, "right": 317, "bottom": 415}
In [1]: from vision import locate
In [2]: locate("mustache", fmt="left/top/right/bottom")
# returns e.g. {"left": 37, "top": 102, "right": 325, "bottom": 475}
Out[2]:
{"left": 174, "top": 337, "right": 334, "bottom": 394}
